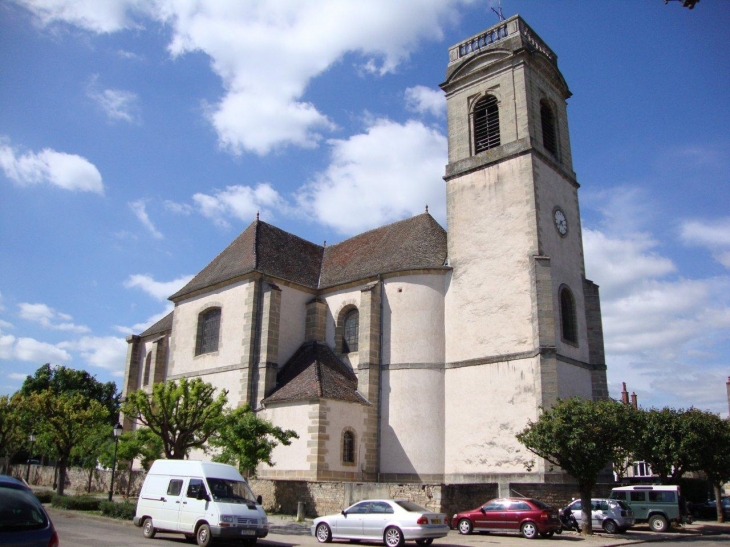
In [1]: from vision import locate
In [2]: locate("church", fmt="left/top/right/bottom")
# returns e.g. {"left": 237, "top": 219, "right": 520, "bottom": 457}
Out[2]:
{"left": 122, "top": 15, "right": 608, "bottom": 494}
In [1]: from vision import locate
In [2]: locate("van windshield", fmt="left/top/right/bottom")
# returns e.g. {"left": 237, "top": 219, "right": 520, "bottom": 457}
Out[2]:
{"left": 206, "top": 478, "right": 257, "bottom": 504}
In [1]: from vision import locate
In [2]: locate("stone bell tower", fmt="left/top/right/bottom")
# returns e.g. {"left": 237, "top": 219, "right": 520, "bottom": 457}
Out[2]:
{"left": 440, "top": 16, "right": 608, "bottom": 486}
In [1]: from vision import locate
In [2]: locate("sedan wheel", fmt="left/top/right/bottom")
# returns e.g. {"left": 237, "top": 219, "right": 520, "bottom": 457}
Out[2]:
{"left": 457, "top": 519, "right": 473, "bottom": 535}
{"left": 521, "top": 521, "right": 538, "bottom": 540}
{"left": 383, "top": 526, "right": 404, "bottom": 547}
{"left": 316, "top": 523, "right": 332, "bottom": 543}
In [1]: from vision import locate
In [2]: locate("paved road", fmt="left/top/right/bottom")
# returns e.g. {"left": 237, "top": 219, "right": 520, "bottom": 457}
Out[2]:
{"left": 47, "top": 508, "right": 730, "bottom": 547}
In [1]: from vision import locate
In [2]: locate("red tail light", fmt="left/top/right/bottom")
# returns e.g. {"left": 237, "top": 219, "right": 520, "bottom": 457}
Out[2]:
{"left": 48, "top": 531, "right": 60, "bottom": 547}
{"left": 417, "top": 516, "right": 429, "bottom": 525}
{"left": 540, "top": 511, "right": 549, "bottom": 521}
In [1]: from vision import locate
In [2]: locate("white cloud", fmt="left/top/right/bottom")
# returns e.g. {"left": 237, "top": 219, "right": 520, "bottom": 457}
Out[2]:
{"left": 0, "top": 139, "right": 104, "bottom": 194}
{"left": 296, "top": 118, "right": 447, "bottom": 235}
{"left": 680, "top": 217, "right": 730, "bottom": 270}
{"left": 88, "top": 80, "right": 140, "bottom": 123}
{"left": 123, "top": 274, "right": 194, "bottom": 301}
{"left": 14, "top": 0, "right": 144, "bottom": 33}
{"left": 163, "top": 200, "right": 193, "bottom": 215}
{"left": 18, "top": 302, "right": 90, "bottom": 333}
{"left": 15, "top": 0, "right": 468, "bottom": 155}
{"left": 0, "top": 320, "right": 13, "bottom": 329}
{"left": 9, "top": 337, "right": 72, "bottom": 363}
{"left": 129, "top": 200, "right": 164, "bottom": 239}
{"left": 192, "top": 183, "right": 286, "bottom": 228}
{"left": 405, "top": 85, "right": 445, "bottom": 118}
{"left": 57, "top": 336, "right": 128, "bottom": 375}
{"left": 8, "top": 372, "right": 29, "bottom": 381}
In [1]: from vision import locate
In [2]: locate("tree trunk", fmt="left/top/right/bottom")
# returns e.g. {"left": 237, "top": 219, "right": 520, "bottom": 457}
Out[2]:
{"left": 715, "top": 484, "right": 725, "bottom": 523}
{"left": 56, "top": 461, "right": 66, "bottom": 496}
{"left": 126, "top": 461, "right": 133, "bottom": 498}
{"left": 87, "top": 467, "right": 93, "bottom": 493}
{"left": 579, "top": 485, "right": 594, "bottom": 535}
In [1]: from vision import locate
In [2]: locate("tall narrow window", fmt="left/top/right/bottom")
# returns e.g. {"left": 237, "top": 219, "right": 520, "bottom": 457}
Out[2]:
{"left": 143, "top": 352, "right": 152, "bottom": 386}
{"left": 343, "top": 309, "right": 359, "bottom": 353}
{"left": 560, "top": 287, "right": 577, "bottom": 344}
{"left": 195, "top": 307, "right": 221, "bottom": 355}
{"left": 342, "top": 430, "right": 355, "bottom": 464}
{"left": 473, "top": 95, "right": 500, "bottom": 153}
{"left": 541, "top": 100, "right": 557, "bottom": 156}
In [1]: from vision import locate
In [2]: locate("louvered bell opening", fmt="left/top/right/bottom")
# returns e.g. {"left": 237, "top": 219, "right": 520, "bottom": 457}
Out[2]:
{"left": 541, "top": 103, "right": 557, "bottom": 156}
{"left": 473, "top": 96, "right": 500, "bottom": 154}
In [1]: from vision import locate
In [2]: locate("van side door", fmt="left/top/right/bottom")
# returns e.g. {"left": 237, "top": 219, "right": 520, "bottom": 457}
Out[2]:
{"left": 179, "top": 478, "right": 210, "bottom": 534}
{"left": 629, "top": 491, "right": 648, "bottom": 521}
{"left": 156, "top": 478, "right": 185, "bottom": 532}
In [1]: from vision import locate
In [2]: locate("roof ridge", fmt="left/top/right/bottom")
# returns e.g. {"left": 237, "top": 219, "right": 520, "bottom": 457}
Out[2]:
{"left": 257, "top": 219, "right": 325, "bottom": 252}
{"left": 326, "top": 212, "right": 433, "bottom": 251}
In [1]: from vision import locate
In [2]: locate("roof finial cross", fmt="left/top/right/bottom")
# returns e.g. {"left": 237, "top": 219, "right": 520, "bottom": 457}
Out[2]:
{"left": 256, "top": 211, "right": 260, "bottom": 221}
{"left": 491, "top": 0, "right": 505, "bottom": 22}
{"left": 425, "top": 204, "right": 429, "bottom": 214}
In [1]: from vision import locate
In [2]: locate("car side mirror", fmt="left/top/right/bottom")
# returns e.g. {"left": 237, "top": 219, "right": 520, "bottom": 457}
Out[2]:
{"left": 257, "top": 495, "right": 263, "bottom": 505}
{"left": 479, "top": 507, "right": 486, "bottom": 513}
{"left": 197, "top": 489, "right": 210, "bottom": 501}
{"left": 341, "top": 510, "right": 348, "bottom": 516}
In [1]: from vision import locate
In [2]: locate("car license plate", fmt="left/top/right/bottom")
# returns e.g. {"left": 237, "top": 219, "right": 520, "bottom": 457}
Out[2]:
{"left": 431, "top": 519, "right": 441, "bottom": 524}
{"left": 241, "top": 530, "right": 256, "bottom": 536}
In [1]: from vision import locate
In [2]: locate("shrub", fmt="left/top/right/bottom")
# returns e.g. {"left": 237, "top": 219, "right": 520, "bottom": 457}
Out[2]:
{"left": 99, "top": 500, "right": 136, "bottom": 520}
{"left": 34, "top": 491, "right": 54, "bottom": 504}
{"left": 51, "top": 495, "right": 102, "bottom": 511}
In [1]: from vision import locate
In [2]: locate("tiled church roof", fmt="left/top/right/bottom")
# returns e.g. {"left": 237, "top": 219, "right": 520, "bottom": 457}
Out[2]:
{"left": 262, "top": 341, "right": 368, "bottom": 405}
{"left": 169, "top": 212, "right": 447, "bottom": 300}
{"left": 139, "top": 311, "right": 173, "bottom": 338}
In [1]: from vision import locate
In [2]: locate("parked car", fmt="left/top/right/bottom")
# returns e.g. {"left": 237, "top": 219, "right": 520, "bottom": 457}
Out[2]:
{"left": 694, "top": 497, "right": 730, "bottom": 520}
{"left": 451, "top": 497, "right": 561, "bottom": 539}
{"left": 0, "top": 475, "right": 59, "bottom": 547}
{"left": 311, "top": 499, "right": 449, "bottom": 547}
{"left": 561, "top": 498, "right": 635, "bottom": 533}
{"left": 609, "top": 485, "right": 688, "bottom": 532}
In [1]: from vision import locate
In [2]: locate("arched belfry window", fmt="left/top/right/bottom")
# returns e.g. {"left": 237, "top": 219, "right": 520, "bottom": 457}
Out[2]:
{"left": 195, "top": 307, "right": 221, "bottom": 356}
{"left": 560, "top": 286, "right": 577, "bottom": 345}
{"left": 342, "top": 430, "right": 356, "bottom": 464}
{"left": 343, "top": 309, "right": 359, "bottom": 353}
{"left": 540, "top": 100, "right": 558, "bottom": 156}
{"left": 473, "top": 95, "right": 500, "bottom": 153}
{"left": 143, "top": 352, "right": 152, "bottom": 386}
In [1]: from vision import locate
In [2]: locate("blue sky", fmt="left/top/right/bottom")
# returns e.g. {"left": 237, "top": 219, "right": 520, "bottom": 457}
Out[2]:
{"left": 1, "top": 1, "right": 728, "bottom": 416}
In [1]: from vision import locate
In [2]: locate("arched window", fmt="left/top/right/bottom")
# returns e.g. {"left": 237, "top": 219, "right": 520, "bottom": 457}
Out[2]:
{"left": 342, "top": 430, "right": 355, "bottom": 464}
{"left": 473, "top": 95, "right": 500, "bottom": 153}
{"left": 540, "top": 100, "right": 557, "bottom": 156}
{"left": 143, "top": 352, "right": 152, "bottom": 386}
{"left": 560, "top": 286, "right": 577, "bottom": 344}
{"left": 343, "top": 309, "right": 359, "bottom": 353}
{"left": 195, "top": 307, "right": 221, "bottom": 355}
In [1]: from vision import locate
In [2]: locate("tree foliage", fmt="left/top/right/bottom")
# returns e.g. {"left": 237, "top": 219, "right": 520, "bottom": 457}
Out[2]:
{"left": 17, "top": 390, "right": 109, "bottom": 495}
{"left": 516, "top": 397, "right": 635, "bottom": 535}
{"left": 210, "top": 405, "right": 298, "bottom": 477}
{"left": 121, "top": 378, "right": 228, "bottom": 459}
{"left": 20, "top": 363, "right": 119, "bottom": 424}
{"left": 631, "top": 407, "right": 711, "bottom": 484}
{"left": 0, "top": 395, "right": 25, "bottom": 473}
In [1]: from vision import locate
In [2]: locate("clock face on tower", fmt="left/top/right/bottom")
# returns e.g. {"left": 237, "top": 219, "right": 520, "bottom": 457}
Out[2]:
{"left": 554, "top": 208, "right": 568, "bottom": 236}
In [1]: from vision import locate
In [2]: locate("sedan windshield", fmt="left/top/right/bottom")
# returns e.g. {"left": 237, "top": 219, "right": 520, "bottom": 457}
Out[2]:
{"left": 206, "top": 478, "right": 257, "bottom": 504}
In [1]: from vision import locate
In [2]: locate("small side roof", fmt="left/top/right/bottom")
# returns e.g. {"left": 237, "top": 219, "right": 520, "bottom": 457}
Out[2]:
{"left": 139, "top": 311, "right": 173, "bottom": 338}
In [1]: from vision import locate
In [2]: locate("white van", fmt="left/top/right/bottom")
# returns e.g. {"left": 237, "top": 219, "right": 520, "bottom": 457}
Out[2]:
{"left": 133, "top": 460, "right": 269, "bottom": 546}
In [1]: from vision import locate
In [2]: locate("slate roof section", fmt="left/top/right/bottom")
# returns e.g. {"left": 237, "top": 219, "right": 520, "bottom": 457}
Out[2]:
{"left": 319, "top": 212, "right": 448, "bottom": 288}
{"left": 139, "top": 312, "right": 173, "bottom": 338}
{"left": 169, "top": 220, "right": 324, "bottom": 300}
{"left": 262, "top": 341, "right": 368, "bottom": 405}
{"left": 169, "top": 212, "right": 447, "bottom": 301}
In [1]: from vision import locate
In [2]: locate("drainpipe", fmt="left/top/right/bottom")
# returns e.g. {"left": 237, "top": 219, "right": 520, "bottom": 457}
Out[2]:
{"left": 249, "top": 275, "right": 264, "bottom": 409}
{"left": 376, "top": 275, "right": 384, "bottom": 482}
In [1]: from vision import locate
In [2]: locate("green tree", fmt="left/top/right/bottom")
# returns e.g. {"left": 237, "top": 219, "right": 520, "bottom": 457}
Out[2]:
{"left": 20, "top": 363, "right": 119, "bottom": 424}
{"left": 689, "top": 411, "right": 730, "bottom": 523}
{"left": 209, "top": 405, "right": 298, "bottom": 477}
{"left": 121, "top": 378, "right": 227, "bottom": 459}
{"left": 516, "top": 398, "right": 634, "bottom": 535}
{"left": 631, "top": 407, "right": 710, "bottom": 484}
{"left": 17, "top": 390, "right": 109, "bottom": 495}
{"left": 100, "top": 428, "right": 163, "bottom": 497}
{"left": 0, "top": 394, "right": 25, "bottom": 473}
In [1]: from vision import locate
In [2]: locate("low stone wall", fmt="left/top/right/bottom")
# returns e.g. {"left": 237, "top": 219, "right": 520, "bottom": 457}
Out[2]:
{"left": 10, "top": 464, "right": 610, "bottom": 516}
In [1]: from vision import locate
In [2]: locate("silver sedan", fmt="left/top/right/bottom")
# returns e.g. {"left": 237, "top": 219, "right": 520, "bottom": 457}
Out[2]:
{"left": 311, "top": 499, "right": 449, "bottom": 547}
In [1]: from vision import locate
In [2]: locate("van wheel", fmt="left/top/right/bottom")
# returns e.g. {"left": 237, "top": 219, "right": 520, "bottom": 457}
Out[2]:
{"left": 602, "top": 519, "right": 618, "bottom": 534}
{"left": 142, "top": 518, "right": 156, "bottom": 539}
{"left": 649, "top": 515, "right": 669, "bottom": 533}
{"left": 196, "top": 524, "right": 212, "bottom": 546}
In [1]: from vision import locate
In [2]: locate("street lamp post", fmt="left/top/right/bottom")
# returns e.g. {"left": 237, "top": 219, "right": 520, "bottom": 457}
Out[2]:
{"left": 25, "top": 432, "right": 36, "bottom": 483}
{"left": 108, "top": 423, "right": 124, "bottom": 502}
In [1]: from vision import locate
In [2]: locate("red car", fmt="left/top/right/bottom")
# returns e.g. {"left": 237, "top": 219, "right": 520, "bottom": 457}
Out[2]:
{"left": 451, "top": 497, "right": 561, "bottom": 539}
